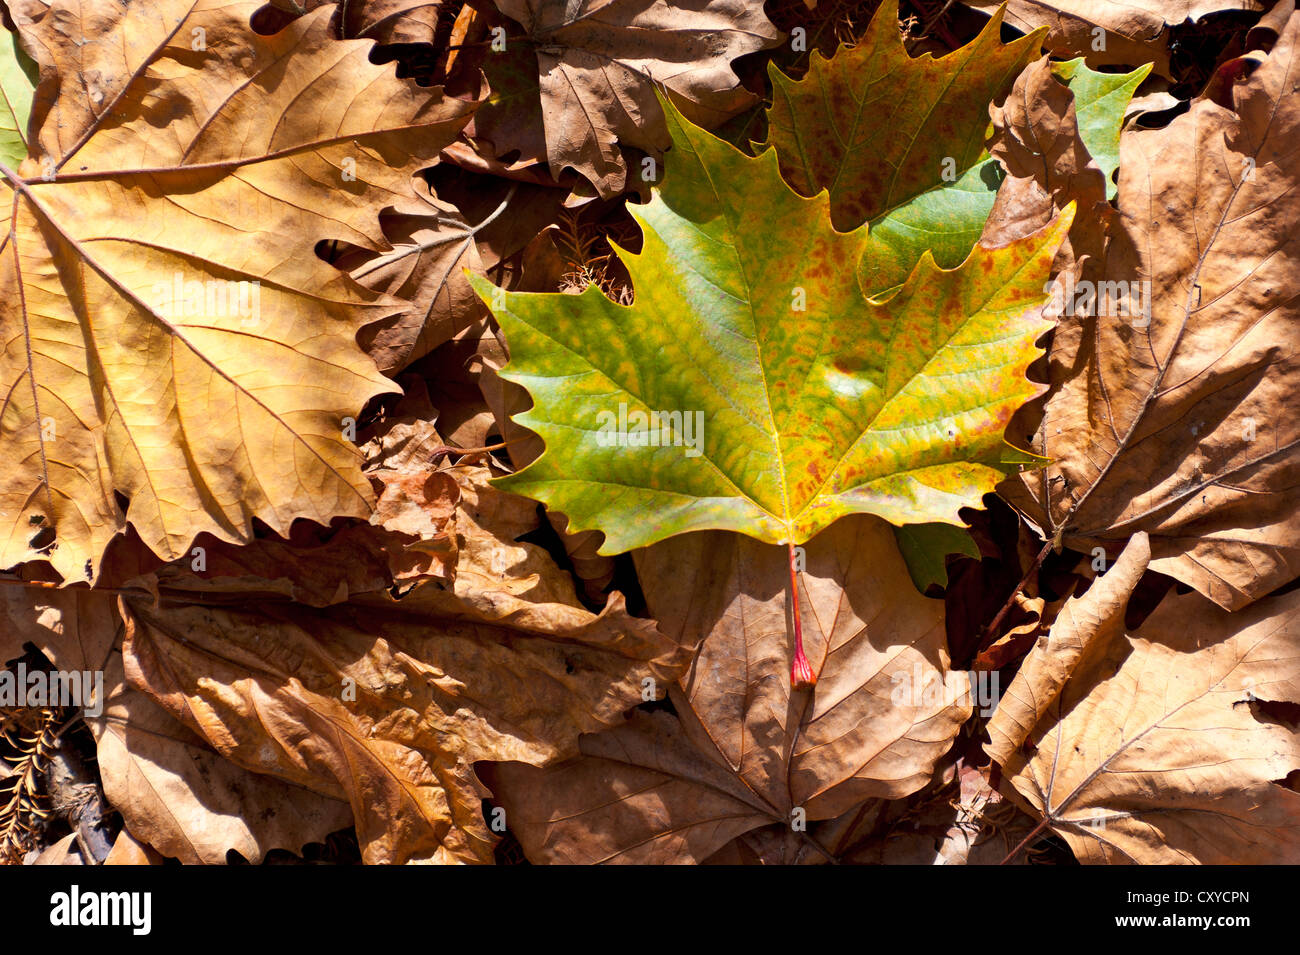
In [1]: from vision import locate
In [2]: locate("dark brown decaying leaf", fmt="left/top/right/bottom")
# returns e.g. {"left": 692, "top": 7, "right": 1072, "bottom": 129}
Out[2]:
{"left": 487, "top": 0, "right": 781, "bottom": 196}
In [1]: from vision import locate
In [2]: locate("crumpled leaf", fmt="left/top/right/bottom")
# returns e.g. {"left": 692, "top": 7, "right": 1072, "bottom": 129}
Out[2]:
{"left": 484, "top": 516, "right": 970, "bottom": 863}
{"left": 999, "top": 12, "right": 1300, "bottom": 609}
{"left": 990, "top": 58, "right": 1113, "bottom": 220}
{"left": 489, "top": 0, "right": 781, "bottom": 197}
{"left": 89, "top": 651, "right": 354, "bottom": 865}
{"left": 0, "top": 1, "right": 475, "bottom": 583}
{"left": 987, "top": 532, "right": 1300, "bottom": 863}
{"left": 120, "top": 465, "right": 686, "bottom": 864}
{"left": 474, "top": 92, "right": 1072, "bottom": 554}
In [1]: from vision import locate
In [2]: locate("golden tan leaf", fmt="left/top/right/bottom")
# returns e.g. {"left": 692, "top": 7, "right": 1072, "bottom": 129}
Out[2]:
{"left": 0, "top": 0, "right": 475, "bottom": 582}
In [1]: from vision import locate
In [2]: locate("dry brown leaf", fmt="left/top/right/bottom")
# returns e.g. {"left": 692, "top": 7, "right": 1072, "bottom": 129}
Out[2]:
{"left": 342, "top": 188, "right": 495, "bottom": 375}
{"left": 103, "top": 827, "right": 164, "bottom": 865}
{"left": 483, "top": 707, "right": 779, "bottom": 864}
{"left": 973, "top": 592, "right": 1048, "bottom": 671}
{"left": 0, "top": 0, "right": 474, "bottom": 583}
{"left": 89, "top": 650, "right": 353, "bottom": 865}
{"left": 961, "top": 0, "right": 1262, "bottom": 78}
{"left": 1001, "top": 11, "right": 1300, "bottom": 609}
{"left": 119, "top": 465, "right": 684, "bottom": 864}
{"left": 488, "top": 0, "right": 780, "bottom": 196}
{"left": 640, "top": 518, "right": 970, "bottom": 814}
{"left": 263, "top": 0, "right": 446, "bottom": 43}
{"left": 327, "top": 0, "right": 445, "bottom": 43}
{"left": 30, "top": 831, "right": 80, "bottom": 864}
{"left": 987, "top": 532, "right": 1300, "bottom": 863}
{"left": 484, "top": 517, "right": 971, "bottom": 863}
{"left": 828, "top": 761, "right": 1040, "bottom": 864}
{"left": 1, "top": 582, "right": 116, "bottom": 676}
{"left": 983, "top": 56, "right": 1109, "bottom": 273}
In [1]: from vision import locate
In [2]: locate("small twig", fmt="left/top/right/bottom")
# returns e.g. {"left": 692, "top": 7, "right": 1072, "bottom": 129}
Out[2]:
{"left": 401, "top": 430, "right": 527, "bottom": 469}
{"left": 976, "top": 537, "right": 1052, "bottom": 656}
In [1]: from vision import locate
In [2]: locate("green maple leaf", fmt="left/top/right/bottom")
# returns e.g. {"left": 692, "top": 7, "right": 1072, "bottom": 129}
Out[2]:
{"left": 761, "top": 0, "right": 1043, "bottom": 295}
{"left": 470, "top": 92, "right": 1072, "bottom": 556}
{"left": 749, "top": 7, "right": 1146, "bottom": 586}
{"left": 1049, "top": 58, "right": 1152, "bottom": 200}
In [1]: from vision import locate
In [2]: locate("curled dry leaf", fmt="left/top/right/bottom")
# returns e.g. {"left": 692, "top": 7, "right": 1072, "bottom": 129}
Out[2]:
{"left": 488, "top": 0, "right": 781, "bottom": 196}
{"left": 988, "top": 532, "right": 1300, "bottom": 863}
{"left": 484, "top": 517, "right": 970, "bottom": 863}
{"left": 984, "top": 56, "right": 1111, "bottom": 270}
{"left": 0, "top": 0, "right": 474, "bottom": 583}
{"left": 339, "top": 187, "right": 495, "bottom": 375}
{"left": 89, "top": 651, "right": 354, "bottom": 865}
{"left": 980, "top": 56, "right": 1148, "bottom": 299}
{"left": 1000, "top": 12, "right": 1300, "bottom": 609}
{"left": 2, "top": 562, "right": 353, "bottom": 863}
{"left": 120, "top": 466, "right": 685, "bottom": 864}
